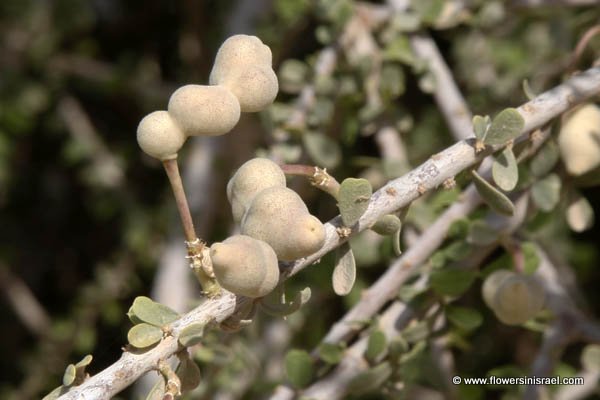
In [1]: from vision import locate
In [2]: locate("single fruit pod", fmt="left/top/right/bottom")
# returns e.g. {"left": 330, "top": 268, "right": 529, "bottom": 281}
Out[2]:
{"left": 215, "top": 65, "right": 279, "bottom": 112}
{"left": 209, "top": 35, "right": 273, "bottom": 83}
{"left": 241, "top": 187, "right": 325, "bottom": 261}
{"left": 210, "top": 235, "right": 279, "bottom": 298}
{"left": 137, "top": 111, "right": 186, "bottom": 160}
{"left": 481, "top": 269, "right": 514, "bottom": 309}
{"left": 167, "top": 84, "right": 241, "bottom": 136}
{"left": 227, "top": 158, "right": 286, "bottom": 223}
{"left": 558, "top": 104, "right": 600, "bottom": 176}
{"left": 483, "top": 271, "right": 545, "bottom": 325}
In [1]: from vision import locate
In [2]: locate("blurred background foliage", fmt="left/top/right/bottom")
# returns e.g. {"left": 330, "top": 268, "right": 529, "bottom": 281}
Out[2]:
{"left": 1, "top": 0, "right": 599, "bottom": 399}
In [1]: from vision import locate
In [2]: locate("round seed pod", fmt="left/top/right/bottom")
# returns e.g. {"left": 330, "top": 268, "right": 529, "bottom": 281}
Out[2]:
{"left": 216, "top": 66, "right": 279, "bottom": 113}
{"left": 167, "top": 84, "right": 240, "bottom": 136}
{"left": 482, "top": 270, "right": 545, "bottom": 325}
{"left": 241, "top": 187, "right": 326, "bottom": 261}
{"left": 136, "top": 111, "right": 186, "bottom": 160}
{"left": 227, "top": 158, "right": 286, "bottom": 223}
{"left": 481, "top": 269, "right": 513, "bottom": 309}
{"left": 558, "top": 104, "right": 600, "bottom": 176}
{"left": 209, "top": 35, "right": 272, "bottom": 84}
{"left": 210, "top": 235, "right": 279, "bottom": 298}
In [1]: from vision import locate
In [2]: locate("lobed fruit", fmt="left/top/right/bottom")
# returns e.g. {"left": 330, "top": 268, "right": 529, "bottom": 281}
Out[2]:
{"left": 210, "top": 235, "right": 279, "bottom": 298}
{"left": 482, "top": 270, "right": 545, "bottom": 325}
{"left": 241, "top": 186, "right": 325, "bottom": 261}
{"left": 167, "top": 84, "right": 241, "bottom": 136}
{"left": 209, "top": 35, "right": 278, "bottom": 112}
{"left": 136, "top": 111, "right": 186, "bottom": 160}
{"left": 558, "top": 103, "right": 600, "bottom": 176}
{"left": 227, "top": 158, "right": 286, "bottom": 223}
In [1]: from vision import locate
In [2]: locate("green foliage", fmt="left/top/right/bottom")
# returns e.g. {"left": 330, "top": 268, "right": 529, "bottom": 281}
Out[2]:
{"left": 430, "top": 268, "right": 477, "bottom": 297}
{"left": 531, "top": 173, "right": 561, "bottom": 212}
{"left": 446, "top": 306, "right": 483, "bottom": 332}
{"left": 317, "top": 342, "right": 345, "bottom": 365}
{"left": 483, "top": 108, "right": 525, "bottom": 146}
{"left": 365, "top": 329, "right": 387, "bottom": 362}
{"left": 285, "top": 349, "right": 315, "bottom": 388}
{"left": 471, "top": 170, "right": 515, "bottom": 216}
{"left": 338, "top": 178, "right": 373, "bottom": 226}
{"left": 492, "top": 147, "right": 518, "bottom": 191}
{"left": 332, "top": 243, "right": 357, "bottom": 296}
{"left": 178, "top": 323, "right": 206, "bottom": 347}
{"left": 127, "top": 323, "right": 163, "bottom": 349}
{"left": 128, "top": 296, "right": 180, "bottom": 327}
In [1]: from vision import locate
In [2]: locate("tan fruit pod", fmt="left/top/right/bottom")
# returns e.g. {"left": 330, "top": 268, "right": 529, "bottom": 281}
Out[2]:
{"left": 558, "top": 104, "right": 600, "bottom": 176}
{"left": 490, "top": 273, "right": 545, "bottom": 325}
{"left": 216, "top": 65, "right": 279, "bottom": 113}
{"left": 210, "top": 235, "right": 279, "bottom": 298}
{"left": 227, "top": 158, "right": 286, "bottom": 223}
{"left": 167, "top": 84, "right": 241, "bottom": 136}
{"left": 209, "top": 35, "right": 273, "bottom": 83}
{"left": 136, "top": 110, "right": 186, "bottom": 160}
{"left": 241, "top": 187, "right": 325, "bottom": 261}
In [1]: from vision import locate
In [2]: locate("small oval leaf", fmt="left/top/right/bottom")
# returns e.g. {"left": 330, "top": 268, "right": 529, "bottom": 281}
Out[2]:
{"left": 582, "top": 345, "right": 600, "bottom": 372}
{"left": 127, "top": 323, "right": 163, "bottom": 349}
{"left": 371, "top": 214, "right": 401, "bottom": 235}
{"left": 62, "top": 364, "right": 76, "bottom": 387}
{"left": 472, "top": 115, "right": 489, "bottom": 140}
{"left": 492, "top": 147, "right": 518, "bottom": 191}
{"left": 365, "top": 330, "right": 387, "bottom": 362}
{"left": 347, "top": 362, "right": 392, "bottom": 396}
{"left": 531, "top": 174, "right": 561, "bottom": 212}
{"left": 484, "top": 108, "right": 525, "bottom": 146}
{"left": 178, "top": 323, "right": 206, "bottom": 347}
{"left": 530, "top": 140, "right": 559, "bottom": 177}
{"left": 471, "top": 170, "right": 515, "bottom": 216}
{"left": 285, "top": 349, "right": 314, "bottom": 389}
{"left": 130, "top": 296, "right": 180, "bottom": 327}
{"left": 446, "top": 306, "right": 483, "bottom": 332}
{"left": 566, "top": 194, "right": 594, "bottom": 232}
{"left": 317, "top": 342, "right": 345, "bottom": 365}
{"left": 176, "top": 353, "right": 201, "bottom": 393}
{"left": 467, "top": 220, "right": 498, "bottom": 246}
{"left": 260, "top": 285, "right": 311, "bottom": 317}
{"left": 75, "top": 355, "right": 93, "bottom": 369}
{"left": 338, "top": 178, "right": 373, "bottom": 226}
{"left": 430, "top": 268, "right": 477, "bottom": 297}
{"left": 333, "top": 243, "right": 356, "bottom": 296}
{"left": 303, "top": 131, "right": 342, "bottom": 169}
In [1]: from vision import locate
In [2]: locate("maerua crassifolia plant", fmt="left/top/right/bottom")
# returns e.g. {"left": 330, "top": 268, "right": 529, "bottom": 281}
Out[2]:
{"left": 46, "top": 31, "right": 585, "bottom": 399}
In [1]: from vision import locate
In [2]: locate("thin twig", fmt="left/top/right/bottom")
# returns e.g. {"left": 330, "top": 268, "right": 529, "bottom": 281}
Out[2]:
{"left": 57, "top": 67, "right": 600, "bottom": 400}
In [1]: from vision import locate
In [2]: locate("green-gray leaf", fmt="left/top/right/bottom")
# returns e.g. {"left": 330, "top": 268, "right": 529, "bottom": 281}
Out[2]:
{"left": 347, "top": 362, "right": 393, "bottom": 396}
{"left": 75, "top": 355, "right": 93, "bottom": 369}
{"left": 472, "top": 115, "right": 489, "bottom": 140}
{"left": 285, "top": 349, "right": 314, "bottom": 389}
{"left": 62, "top": 364, "right": 76, "bottom": 386}
{"left": 178, "top": 323, "right": 206, "bottom": 347}
{"left": 365, "top": 330, "right": 387, "bottom": 362}
{"left": 333, "top": 243, "right": 356, "bottom": 296}
{"left": 317, "top": 342, "right": 345, "bottom": 365}
{"left": 446, "top": 306, "right": 483, "bottom": 332}
{"left": 338, "top": 178, "right": 372, "bottom": 226}
{"left": 127, "top": 323, "right": 163, "bottom": 349}
{"left": 430, "top": 268, "right": 477, "bottom": 297}
{"left": 129, "top": 296, "right": 179, "bottom": 327}
{"left": 531, "top": 174, "right": 561, "bottom": 212}
{"left": 530, "top": 140, "right": 559, "bottom": 177}
{"left": 484, "top": 108, "right": 525, "bottom": 146}
{"left": 176, "top": 353, "right": 202, "bottom": 393}
{"left": 260, "top": 285, "right": 311, "bottom": 317}
{"left": 492, "top": 147, "right": 518, "bottom": 191}
{"left": 522, "top": 242, "right": 540, "bottom": 275}
{"left": 371, "top": 214, "right": 402, "bottom": 235}
{"left": 467, "top": 220, "right": 498, "bottom": 246}
{"left": 472, "top": 170, "right": 515, "bottom": 216}
{"left": 303, "top": 131, "right": 341, "bottom": 169}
